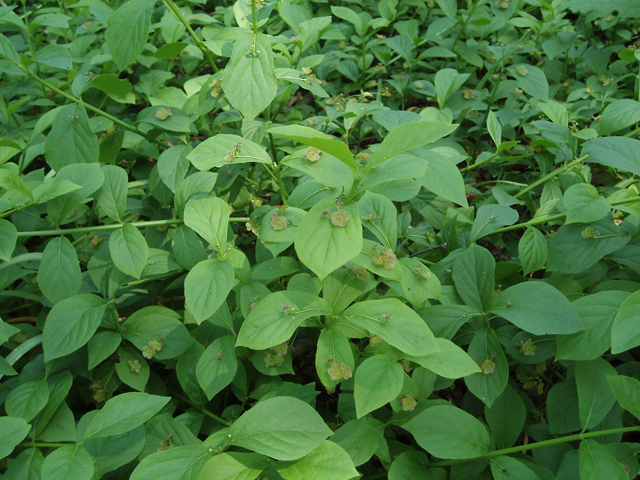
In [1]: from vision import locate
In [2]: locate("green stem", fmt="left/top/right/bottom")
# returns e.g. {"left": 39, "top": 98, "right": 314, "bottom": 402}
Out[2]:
{"left": 429, "top": 425, "right": 640, "bottom": 467}
{"left": 514, "top": 155, "right": 587, "bottom": 199}
{"left": 0, "top": 253, "right": 43, "bottom": 271}
{"left": 14, "top": 218, "right": 250, "bottom": 238}
{"left": 18, "top": 66, "right": 166, "bottom": 149}
{"left": 251, "top": 0, "right": 259, "bottom": 37}
{"left": 164, "top": 0, "right": 218, "bottom": 72}
{"left": 18, "top": 442, "right": 73, "bottom": 448}
{"left": 270, "top": 136, "right": 288, "bottom": 205}
{"left": 169, "top": 389, "right": 232, "bottom": 427}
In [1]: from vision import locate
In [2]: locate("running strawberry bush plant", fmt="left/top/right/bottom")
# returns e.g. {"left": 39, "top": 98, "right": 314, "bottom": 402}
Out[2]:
{"left": 2, "top": 0, "right": 640, "bottom": 479}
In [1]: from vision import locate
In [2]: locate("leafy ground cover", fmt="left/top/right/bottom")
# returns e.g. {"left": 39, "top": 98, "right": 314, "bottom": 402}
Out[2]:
{"left": 2, "top": 0, "right": 640, "bottom": 478}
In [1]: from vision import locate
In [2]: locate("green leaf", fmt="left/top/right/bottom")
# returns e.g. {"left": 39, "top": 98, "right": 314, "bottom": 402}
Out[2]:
{"left": 484, "top": 385, "right": 526, "bottom": 449}
{"left": 564, "top": 0, "right": 640, "bottom": 19}
{"left": 84, "top": 426, "right": 146, "bottom": 478}
{"left": 172, "top": 225, "right": 205, "bottom": 270}
{"left": 88, "top": 331, "right": 122, "bottom": 370}
{"left": 564, "top": 183, "right": 610, "bottom": 224}
{"left": 109, "top": 224, "right": 149, "bottom": 279}
{"left": 32, "top": 44, "right": 73, "bottom": 70}
{"left": 434, "top": 69, "right": 470, "bottom": 108}
{"left": 508, "top": 63, "right": 549, "bottom": 99}
{"left": 196, "top": 335, "right": 237, "bottom": 400}
{"left": 556, "top": 291, "right": 629, "bottom": 360}
{"left": 97, "top": 165, "right": 128, "bottom": 222}
{"left": 414, "top": 150, "right": 468, "bottom": 207}
{"left": 470, "top": 205, "right": 519, "bottom": 241}
{"left": 354, "top": 354, "right": 404, "bottom": 418}
{"left": 268, "top": 125, "right": 357, "bottom": 174}
{"left": 294, "top": 198, "right": 362, "bottom": 280}
{"left": 106, "top": 0, "right": 154, "bottom": 70}
{"left": 184, "top": 196, "right": 229, "bottom": 252}
{"left": 41, "top": 445, "right": 93, "bottom": 480}
{"left": 0, "top": 168, "right": 32, "bottom": 200}
{"left": 0, "top": 32, "right": 20, "bottom": 63}
{"left": 327, "top": 418, "right": 385, "bottom": 467}
{"left": 82, "top": 392, "right": 170, "bottom": 441}
{"left": 452, "top": 244, "right": 495, "bottom": 312}
{"left": 187, "top": 134, "right": 272, "bottom": 171}
{"left": 579, "top": 439, "right": 629, "bottom": 480}
{"left": 365, "top": 121, "right": 458, "bottom": 174}
{"left": 47, "top": 163, "right": 105, "bottom": 226}
{"left": 0, "top": 417, "right": 31, "bottom": 460}
{"left": 584, "top": 137, "right": 640, "bottom": 177}
{"left": 607, "top": 375, "right": 640, "bottom": 422}
{"left": 547, "top": 379, "right": 581, "bottom": 434}
{"left": 277, "top": 441, "right": 359, "bottom": 480}
{"left": 611, "top": 290, "right": 640, "bottom": 353}
{"left": 44, "top": 104, "right": 99, "bottom": 171}
{"left": 315, "top": 326, "right": 355, "bottom": 389}
{"left": 5, "top": 380, "right": 49, "bottom": 422}
{"left": 576, "top": 358, "right": 617, "bottom": 430}
{"left": 358, "top": 191, "right": 398, "bottom": 249}
{"left": 132, "top": 445, "right": 213, "bottom": 480}
{"left": 0, "top": 218, "right": 17, "bottom": 261}
{"left": 229, "top": 396, "right": 333, "bottom": 461}
{"left": 222, "top": 32, "right": 277, "bottom": 121}
{"left": 406, "top": 338, "right": 481, "bottom": 379}
{"left": 388, "top": 450, "right": 431, "bottom": 480}
{"left": 487, "top": 110, "right": 502, "bottom": 146}
{"left": 490, "top": 456, "right": 540, "bottom": 480}
{"left": 599, "top": 99, "right": 640, "bottom": 135}
{"left": 398, "top": 257, "right": 441, "bottom": 305}
{"left": 89, "top": 73, "right": 133, "bottom": 97}
{"left": 237, "top": 291, "right": 331, "bottom": 349}
{"left": 489, "top": 281, "right": 583, "bottom": 335}
{"left": 122, "top": 306, "right": 191, "bottom": 360}
{"left": 343, "top": 298, "right": 439, "bottom": 357}
{"left": 518, "top": 227, "right": 548, "bottom": 275}
{"left": 115, "top": 347, "right": 150, "bottom": 392}
{"left": 196, "top": 452, "right": 269, "bottom": 480}
{"left": 43, "top": 294, "right": 108, "bottom": 362}
{"left": 37, "top": 236, "right": 82, "bottom": 304}
{"left": 463, "top": 327, "right": 508, "bottom": 407}
{"left": 184, "top": 259, "right": 235, "bottom": 324}
{"left": 404, "top": 405, "right": 490, "bottom": 459}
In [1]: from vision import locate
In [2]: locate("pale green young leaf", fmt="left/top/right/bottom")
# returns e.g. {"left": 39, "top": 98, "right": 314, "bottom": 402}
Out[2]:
{"left": 229, "top": 396, "right": 333, "bottom": 461}
{"left": 343, "top": 298, "right": 439, "bottom": 357}
{"left": 0, "top": 168, "right": 32, "bottom": 200}
{"left": 97, "top": 165, "right": 128, "bottom": 222}
{"left": 196, "top": 335, "right": 237, "bottom": 400}
{"left": 184, "top": 196, "right": 229, "bottom": 252}
{"left": 406, "top": 338, "right": 481, "bottom": 379}
{"left": 414, "top": 150, "right": 469, "bottom": 207}
{"left": 196, "top": 452, "right": 269, "bottom": 480}
{"left": 579, "top": 439, "right": 628, "bottom": 480}
{"left": 43, "top": 294, "right": 107, "bottom": 362}
{"left": 32, "top": 44, "right": 73, "bottom": 70}
{"left": 47, "top": 163, "right": 105, "bottom": 226}
{"left": 434, "top": 69, "right": 470, "bottom": 108}
{"left": 487, "top": 110, "right": 502, "bottom": 146}
{"left": 277, "top": 441, "right": 359, "bottom": 480}
{"left": 187, "top": 134, "right": 272, "bottom": 171}
{"left": 398, "top": 257, "right": 441, "bottom": 305}
{"left": 5, "top": 380, "right": 49, "bottom": 422}
{"left": 0, "top": 417, "right": 31, "bottom": 460}
{"left": 157, "top": 145, "right": 190, "bottom": 193}
{"left": 82, "top": 392, "right": 170, "bottom": 441}
{"left": 132, "top": 445, "right": 213, "bottom": 480}
{"left": 37, "top": 236, "right": 82, "bottom": 304}
{"left": 563, "top": 183, "right": 610, "bottom": 224}
{"left": 106, "top": 0, "right": 154, "bottom": 70}
{"left": 172, "top": 225, "right": 205, "bottom": 271}
{"left": 0, "top": 219, "right": 17, "bottom": 261}
{"left": 222, "top": 32, "right": 277, "bottom": 121}
{"left": 508, "top": 63, "right": 549, "bottom": 99}
{"left": 489, "top": 281, "right": 583, "bottom": 335}
{"left": 358, "top": 191, "right": 398, "bottom": 249}
{"left": 354, "top": 354, "right": 404, "bottom": 418}
{"left": 294, "top": 199, "right": 362, "bottom": 280}
{"left": 44, "top": 104, "right": 99, "bottom": 171}
{"left": 184, "top": 259, "right": 235, "bottom": 324}
{"left": 41, "top": 445, "right": 94, "bottom": 480}
{"left": 316, "top": 327, "right": 355, "bottom": 389}
{"left": 584, "top": 137, "right": 640, "bottom": 176}
{"left": 109, "top": 224, "right": 149, "bottom": 279}
{"left": 404, "top": 405, "right": 490, "bottom": 459}
{"left": 518, "top": 227, "right": 548, "bottom": 275}
{"left": 607, "top": 375, "right": 640, "bottom": 422}
{"left": 599, "top": 99, "right": 640, "bottom": 135}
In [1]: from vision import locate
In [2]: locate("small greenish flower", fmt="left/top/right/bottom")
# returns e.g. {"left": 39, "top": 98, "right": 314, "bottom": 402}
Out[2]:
{"left": 271, "top": 212, "right": 287, "bottom": 231}
{"left": 150, "top": 340, "right": 163, "bottom": 352}
{"left": 331, "top": 209, "right": 350, "bottom": 227}
{"left": 374, "top": 247, "right": 396, "bottom": 269}
{"left": 304, "top": 146, "right": 322, "bottom": 161}
{"left": 209, "top": 78, "right": 222, "bottom": 98}
{"left": 355, "top": 152, "right": 370, "bottom": 162}
{"left": 301, "top": 67, "right": 312, "bottom": 75}
{"left": 155, "top": 107, "right": 172, "bottom": 120}
{"left": 480, "top": 359, "right": 496, "bottom": 375}
{"left": 328, "top": 363, "right": 342, "bottom": 381}
{"left": 10, "top": 331, "right": 27, "bottom": 344}
{"left": 517, "top": 339, "right": 537, "bottom": 356}
{"left": 414, "top": 81, "right": 424, "bottom": 89}
{"left": 353, "top": 267, "right": 370, "bottom": 281}
{"left": 463, "top": 90, "right": 475, "bottom": 100}
{"left": 225, "top": 143, "right": 243, "bottom": 163}
{"left": 142, "top": 345, "right": 155, "bottom": 359}
{"left": 581, "top": 227, "right": 595, "bottom": 238}
{"left": 399, "top": 394, "right": 417, "bottom": 411}
{"left": 417, "top": 265, "right": 431, "bottom": 279}
{"left": 274, "top": 342, "right": 288, "bottom": 357}
{"left": 516, "top": 65, "right": 528, "bottom": 76}
{"left": 128, "top": 359, "right": 142, "bottom": 373}
{"left": 369, "top": 335, "right": 382, "bottom": 346}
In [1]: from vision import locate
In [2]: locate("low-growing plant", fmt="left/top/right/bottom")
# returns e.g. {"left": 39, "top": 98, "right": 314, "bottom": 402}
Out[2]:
{"left": 2, "top": 0, "right": 640, "bottom": 479}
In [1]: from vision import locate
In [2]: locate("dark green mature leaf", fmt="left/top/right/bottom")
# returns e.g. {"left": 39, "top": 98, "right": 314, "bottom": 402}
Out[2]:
{"left": 106, "top": 0, "right": 154, "bottom": 70}
{"left": 196, "top": 335, "right": 237, "bottom": 400}
{"left": 109, "top": 224, "right": 149, "bottom": 279}
{"left": 415, "top": 150, "right": 468, "bottom": 207}
{"left": 579, "top": 439, "right": 628, "bottom": 480}
{"left": 44, "top": 104, "right": 99, "bottom": 171}
{"left": 132, "top": 445, "right": 213, "bottom": 480}
{"left": 82, "top": 393, "right": 170, "bottom": 441}
{"left": 607, "top": 375, "right": 640, "bottom": 421}
{"left": 172, "top": 225, "right": 205, "bottom": 270}
{"left": 575, "top": 359, "right": 617, "bottom": 430}
{"left": 407, "top": 338, "right": 480, "bottom": 378}
{"left": 33, "top": 44, "right": 73, "bottom": 70}
{"left": 222, "top": 32, "right": 277, "bottom": 121}
{"left": 196, "top": 452, "right": 268, "bottom": 480}
{"left": 599, "top": 99, "right": 640, "bottom": 134}
{"left": 37, "top": 236, "right": 82, "bottom": 304}
{"left": 0, "top": 168, "right": 32, "bottom": 200}
{"left": 43, "top": 294, "right": 107, "bottom": 361}
{"left": 5, "top": 380, "right": 49, "bottom": 422}
{"left": 122, "top": 306, "right": 191, "bottom": 360}
{"left": 115, "top": 347, "right": 149, "bottom": 392}
{"left": 0, "top": 219, "right": 17, "bottom": 261}
{"left": 41, "top": 445, "right": 93, "bottom": 480}
{"left": 343, "top": 298, "right": 439, "bottom": 357}
{"left": 463, "top": 327, "right": 508, "bottom": 407}
{"left": 518, "top": 227, "right": 548, "bottom": 275}
{"left": 611, "top": 290, "right": 640, "bottom": 353}
{"left": 563, "top": 183, "right": 610, "bottom": 224}
{"left": 388, "top": 451, "right": 431, "bottom": 480}
{"left": 470, "top": 205, "right": 519, "bottom": 241}
{"left": 354, "top": 354, "right": 404, "bottom": 418}
{"left": 184, "top": 259, "right": 235, "bottom": 324}
{"left": 229, "top": 396, "right": 333, "bottom": 461}
{"left": 404, "top": 405, "right": 490, "bottom": 459}
{"left": 547, "top": 379, "right": 581, "bottom": 434}
{"left": 508, "top": 64, "right": 548, "bottom": 99}
{"left": 485, "top": 385, "right": 526, "bottom": 449}
{"left": 490, "top": 456, "right": 540, "bottom": 480}
{"left": 97, "top": 165, "right": 128, "bottom": 222}
{"left": 329, "top": 418, "right": 385, "bottom": 467}
{"left": 0, "top": 417, "right": 31, "bottom": 460}
{"left": 0, "top": 32, "right": 20, "bottom": 63}
{"left": 452, "top": 244, "right": 495, "bottom": 312}
{"left": 47, "top": 163, "right": 105, "bottom": 226}
{"left": 584, "top": 137, "right": 640, "bottom": 176}
{"left": 564, "top": 0, "right": 640, "bottom": 19}
{"left": 277, "top": 441, "right": 359, "bottom": 480}
{"left": 490, "top": 281, "right": 583, "bottom": 335}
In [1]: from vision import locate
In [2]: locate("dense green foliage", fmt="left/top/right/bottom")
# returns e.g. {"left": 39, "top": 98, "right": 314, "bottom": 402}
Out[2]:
{"left": 2, "top": 0, "right": 640, "bottom": 478}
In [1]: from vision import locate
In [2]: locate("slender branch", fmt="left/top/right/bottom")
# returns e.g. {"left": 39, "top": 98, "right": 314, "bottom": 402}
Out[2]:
{"left": 408, "top": 243, "right": 448, "bottom": 258}
{"left": 514, "top": 155, "right": 587, "bottom": 199}
{"left": 168, "top": 389, "right": 232, "bottom": 427}
{"left": 18, "top": 66, "right": 166, "bottom": 149}
{"left": 164, "top": 0, "right": 218, "bottom": 72}
{"left": 15, "top": 218, "right": 250, "bottom": 238}
{"left": 251, "top": 0, "right": 259, "bottom": 37}
{"left": 19, "top": 443, "right": 73, "bottom": 448}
